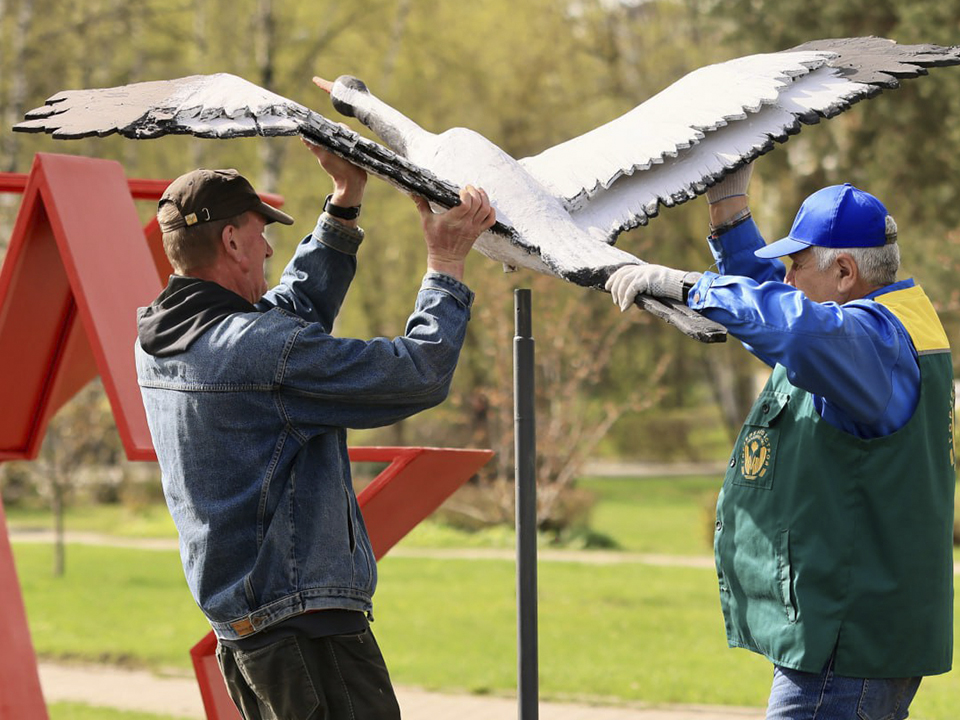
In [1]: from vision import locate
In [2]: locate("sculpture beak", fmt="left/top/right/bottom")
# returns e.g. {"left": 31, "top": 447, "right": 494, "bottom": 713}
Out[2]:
{"left": 312, "top": 76, "right": 334, "bottom": 94}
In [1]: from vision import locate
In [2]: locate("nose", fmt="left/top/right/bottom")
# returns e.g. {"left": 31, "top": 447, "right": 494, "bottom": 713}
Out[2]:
{"left": 785, "top": 266, "right": 797, "bottom": 288}
{"left": 264, "top": 237, "right": 274, "bottom": 259}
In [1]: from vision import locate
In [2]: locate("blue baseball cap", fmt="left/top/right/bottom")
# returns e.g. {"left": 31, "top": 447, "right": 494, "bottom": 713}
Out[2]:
{"left": 755, "top": 183, "right": 890, "bottom": 259}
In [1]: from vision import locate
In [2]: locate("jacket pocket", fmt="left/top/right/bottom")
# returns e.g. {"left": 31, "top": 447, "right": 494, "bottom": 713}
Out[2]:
{"left": 232, "top": 636, "right": 321, "bottom": 720}
{"left": 731, "top": 391, "right": 790, "bottom": 491}
{"left": 778, "top": 529, "right": 798, "bottom": 624}
{"left": 341, "top": 481, "right": 356, "bottom": 554}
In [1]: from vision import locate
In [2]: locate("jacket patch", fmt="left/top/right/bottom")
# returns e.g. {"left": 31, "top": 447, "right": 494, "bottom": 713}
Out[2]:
{"left": 742, "top": 429, "right": 772, "bottom": 481}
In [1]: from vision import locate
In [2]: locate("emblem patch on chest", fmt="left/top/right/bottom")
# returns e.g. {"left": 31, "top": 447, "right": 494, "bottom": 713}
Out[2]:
{"left": 742, "top": 429, "right": 772, "bottom": 481}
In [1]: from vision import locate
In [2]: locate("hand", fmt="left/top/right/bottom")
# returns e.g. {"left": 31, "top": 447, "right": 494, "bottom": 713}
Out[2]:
{"left": 706, "top": 163, "right": 753, "bottom": 230}
{"left": 604, "top": 263, "right": 699, "bottom": 311}
{"left": 414, "top": 185, "right": 496, "bottom": 281}
{"left": 706, "top": 163, "right": 754, "bottom": 205}
{"left": 301, "top": 137, "right": 367, "bottom": 211}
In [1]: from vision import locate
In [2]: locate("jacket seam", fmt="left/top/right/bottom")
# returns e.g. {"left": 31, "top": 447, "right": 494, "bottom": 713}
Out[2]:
{"left": 274, "top": 326, "right": 310, "bottom": 443}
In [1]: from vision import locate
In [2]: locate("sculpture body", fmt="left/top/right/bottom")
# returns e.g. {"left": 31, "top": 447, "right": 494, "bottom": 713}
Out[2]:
{"left": 15, "top": 37, "right": 960, "bottom": 340}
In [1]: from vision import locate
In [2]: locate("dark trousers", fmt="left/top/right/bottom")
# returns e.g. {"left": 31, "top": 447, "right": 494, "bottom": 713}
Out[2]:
{"left": 216, "top": 628, "right": 402, "bottom": 720}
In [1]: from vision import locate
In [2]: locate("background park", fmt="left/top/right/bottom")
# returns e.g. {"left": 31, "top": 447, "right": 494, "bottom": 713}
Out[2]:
{"left": 1, "top": 0, "right": 960, "bottom": 718}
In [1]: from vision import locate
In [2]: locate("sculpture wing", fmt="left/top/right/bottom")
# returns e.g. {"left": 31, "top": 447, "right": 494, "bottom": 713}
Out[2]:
{"left": 14, "top": 73, "right": 489, "bottom": 225}
{"left": 519, "top": 37, "right": 960, "bottom": 245}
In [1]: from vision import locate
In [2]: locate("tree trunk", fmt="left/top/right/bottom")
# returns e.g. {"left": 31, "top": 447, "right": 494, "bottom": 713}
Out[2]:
{"left": 1, "top": 0, "right": 31, "bottom": 173}
{"left": 380, "top": 0, "right": 411, "bottom": 94}
{"left": 703, "top": 345, "right": 761, "bottom": 443}
{"left": 52, "top": 476, "right": 65, "bottom": 577}
{"left": 255, "top": 0, "right": 284, "bottom": 195}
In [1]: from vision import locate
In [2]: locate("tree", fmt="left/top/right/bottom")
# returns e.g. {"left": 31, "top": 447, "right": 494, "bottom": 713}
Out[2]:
{"left": 711, "top": 0, "right": 960, "bottom": 360}
{"left": 31, "top": 381, "right": 121, "bottom": 576}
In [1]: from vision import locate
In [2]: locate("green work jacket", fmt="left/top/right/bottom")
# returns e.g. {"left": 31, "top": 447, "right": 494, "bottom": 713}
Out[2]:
{"left": 715, "top": 284, "right": 955, "bottom": 678}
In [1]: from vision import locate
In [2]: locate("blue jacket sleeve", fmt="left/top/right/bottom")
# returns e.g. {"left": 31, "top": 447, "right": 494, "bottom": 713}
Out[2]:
{"left": 255, "top": 214, "right": 361, "bottom": 333}
{"left": 687, "top": 219, "right": 919, "bottom": 437}
{"left": 705, "top": 217, "right": 786, "bottom": 283}
{"left": 276, "top": 272, "right": 475, "bottom": 434}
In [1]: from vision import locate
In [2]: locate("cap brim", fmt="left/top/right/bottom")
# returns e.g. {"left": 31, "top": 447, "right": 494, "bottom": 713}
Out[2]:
{"left": 754, "top": 236, "right": 811, "bottom": 259}
{"left": 257, "top": 201, "right": 294, "bottom": 226}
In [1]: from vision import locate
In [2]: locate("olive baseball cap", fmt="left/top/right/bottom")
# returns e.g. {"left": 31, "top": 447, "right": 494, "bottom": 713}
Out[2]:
{"left": 755, "top": 183, "right": 891, "bottom": 259}
{"left": 158, "top": 168, "right": 294, "bottom": 232}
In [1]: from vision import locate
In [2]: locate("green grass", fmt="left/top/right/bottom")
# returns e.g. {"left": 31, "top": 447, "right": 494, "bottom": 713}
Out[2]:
{"left": 8, "top": 475, "right": 960, "bottom": 717}
{"left": 12, "top": 541, "right": 960, "bottom": 717}
{"left": 387, "top": 474, "right": 722, "bottom": 554}
{"left": 374, "top": 555, "right": 773, "bottom": 706}
{"left": 49, "top": 703, "right": 184, "bottom": 720}
{"left": 6, "top": 503, "right": 177, "bottom": 539}
{"left": 577, "top": 475, "right": 719, "bottom": 554}
{"left": 4, "top": 475, "right": 722, "bottom": 554}
{"left": 13, "top": 543, "right": 208, "bottom": 670}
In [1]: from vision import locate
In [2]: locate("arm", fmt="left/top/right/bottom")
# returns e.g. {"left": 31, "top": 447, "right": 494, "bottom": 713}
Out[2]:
{"left": 278, "top": 273, "right": 475, "bottom": 432}
{"left": 257, "top": 139, "right": 367, "bottom": 329}
{"left": 605, "top": 162, "right": 782, "bottom": 308}
{"left": 689, "top": 276, "right": 917, "bottom": 433}
{"left": 705, "top": 163, "right": 785, "bottom": 283}
{"left": 277, "top": 189, "right": 495, "bottom": 434}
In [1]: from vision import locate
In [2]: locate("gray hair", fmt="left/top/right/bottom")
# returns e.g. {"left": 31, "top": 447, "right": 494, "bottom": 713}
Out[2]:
{"left": 813, "top": 215, "right": 900, "bottom": 287}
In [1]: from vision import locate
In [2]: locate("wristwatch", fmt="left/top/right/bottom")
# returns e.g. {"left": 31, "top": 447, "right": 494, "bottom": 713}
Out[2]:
{"left": 323, "top": 194, "right": 361, "bottom": 221}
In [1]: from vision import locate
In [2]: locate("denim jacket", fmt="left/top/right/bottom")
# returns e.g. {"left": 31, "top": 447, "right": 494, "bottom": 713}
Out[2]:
{"left": 135, "top": 215, "right": 474, "bottom": 640}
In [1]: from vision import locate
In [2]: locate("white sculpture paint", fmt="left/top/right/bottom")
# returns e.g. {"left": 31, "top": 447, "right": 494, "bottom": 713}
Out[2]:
{"left": 324, "top": 49, "right": 873, "bottom": 284}
{"left": 15, "top": 37, "right": 960, "bottom": 338}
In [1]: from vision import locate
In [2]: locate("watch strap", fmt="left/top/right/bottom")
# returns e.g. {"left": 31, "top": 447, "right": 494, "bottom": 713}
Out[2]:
{"left": 323, "top": 194, "right": 361, "bottom": 220}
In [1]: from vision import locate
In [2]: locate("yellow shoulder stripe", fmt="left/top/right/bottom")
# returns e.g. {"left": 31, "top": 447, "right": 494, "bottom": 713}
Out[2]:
{"left": 875, "top": 286, "right": 950, "bottom": 353}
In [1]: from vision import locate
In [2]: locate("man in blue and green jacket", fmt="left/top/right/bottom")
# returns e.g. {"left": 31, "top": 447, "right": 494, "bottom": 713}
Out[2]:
{"left": 606, "top": 165, "right": 954, "bottom": 720}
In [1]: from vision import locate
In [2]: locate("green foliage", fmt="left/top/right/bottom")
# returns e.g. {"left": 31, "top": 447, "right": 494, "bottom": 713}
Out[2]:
{"left": 3, "top": 0, "right": 960, "bottom": 515}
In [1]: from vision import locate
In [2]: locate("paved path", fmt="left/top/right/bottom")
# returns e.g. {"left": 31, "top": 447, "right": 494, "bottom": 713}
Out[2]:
{"left": 8, "top": 529, "right": 716, "bottom": 567}
{"left": 38, "top": 661, "right": 764, "bottom": 720}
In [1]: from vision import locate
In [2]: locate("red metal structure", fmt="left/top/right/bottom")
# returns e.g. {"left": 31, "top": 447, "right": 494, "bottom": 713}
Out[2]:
{"left": 0, "top": 154, "right": 492, "bottom": 719}
{"left": 0, "top": 153, "right": 173, "bottom": 720}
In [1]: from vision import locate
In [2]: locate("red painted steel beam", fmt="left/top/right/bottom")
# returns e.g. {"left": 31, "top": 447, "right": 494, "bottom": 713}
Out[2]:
{"left": 0, "top": 155, "right": 161, "bottom": 460}
{"left": 0, "top": 501, "right": 48, "bottom": 719}
{"left": 0, "top": 159, "right": 283, "bottom": 462}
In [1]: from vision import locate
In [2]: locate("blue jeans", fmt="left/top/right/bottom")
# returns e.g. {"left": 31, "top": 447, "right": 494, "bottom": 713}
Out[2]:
{"left": 767, "top": 654, "right": 921, "bottom": 720}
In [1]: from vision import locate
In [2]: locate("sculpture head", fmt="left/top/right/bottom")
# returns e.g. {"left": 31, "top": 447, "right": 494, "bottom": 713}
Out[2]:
{"left": 328, "top": 76, "right": 369, "bottom": 118}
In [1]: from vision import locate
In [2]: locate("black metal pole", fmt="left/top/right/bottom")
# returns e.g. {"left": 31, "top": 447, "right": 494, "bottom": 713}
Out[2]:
{"left": 514, "top": 289, "right": 538, "bottom": 720}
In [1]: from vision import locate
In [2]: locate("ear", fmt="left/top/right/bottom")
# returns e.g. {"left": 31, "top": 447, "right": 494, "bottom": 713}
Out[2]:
{"left": 220, "top": 224, "right": 242, "bottom": 262}
{"left": 835, "top": 253, "right": 858, "bottom": 294}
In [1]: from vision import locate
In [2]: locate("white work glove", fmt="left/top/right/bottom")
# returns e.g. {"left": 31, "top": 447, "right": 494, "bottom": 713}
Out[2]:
{"left": 705, "top": 163, "right": 754, "bottom": 205}
{"left": 605, "top": 264, "right": 702, "bottom": 311}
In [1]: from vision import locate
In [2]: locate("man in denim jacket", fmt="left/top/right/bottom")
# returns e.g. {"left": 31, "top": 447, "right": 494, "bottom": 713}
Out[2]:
{"left": 135, "top": 139, "right": 495, "bottom": 719}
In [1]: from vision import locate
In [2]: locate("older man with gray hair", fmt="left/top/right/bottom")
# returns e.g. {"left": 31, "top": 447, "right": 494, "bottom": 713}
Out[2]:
{"left": 606, "top": 167, "right": 955, "bottom": 720}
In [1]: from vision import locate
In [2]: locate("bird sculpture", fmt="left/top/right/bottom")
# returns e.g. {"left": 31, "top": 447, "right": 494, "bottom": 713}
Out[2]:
{"left": 15, "top": 37, "right": 960, "bottom": 342}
